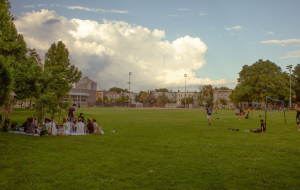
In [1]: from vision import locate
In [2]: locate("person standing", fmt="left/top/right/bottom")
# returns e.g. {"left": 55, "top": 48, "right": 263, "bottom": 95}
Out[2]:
{"left": 206, "top": 105, "right": 212, "bottom": 125}
{"left": 68, "top": 104, "right": 76, "bottom": 132}
{"left": 296, "top": 103, "right": 300, "bottom": 131}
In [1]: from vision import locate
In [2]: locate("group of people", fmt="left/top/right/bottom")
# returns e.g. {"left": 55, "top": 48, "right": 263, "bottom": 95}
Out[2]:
{"left": 24, "top": 104, "right": 103, "bottom": 135}
{"left": 235, "top": 107, "right": 250, "bottom": 120}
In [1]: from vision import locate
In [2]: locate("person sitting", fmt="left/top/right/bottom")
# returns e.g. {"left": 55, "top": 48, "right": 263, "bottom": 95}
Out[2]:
{"left": 74, "top": 118, "right": 85, "bottom": 133}
{"left": 92, "top": 119, "right": 103, "bottom": 134}
{"left": 46, "top": 117, "right": 58, "bottom": 135}
{"left": 78, "top": 113, "right": 86, "bottom": 125}
{"left": 260, "top": 119, "right": 266, "bottom": 132}
{"left": 60, "top": 117, "right": 71, "bottom": 136}
{"left": 21, "top": 118, "right": 30, "bottom": 132}
{"left": 235, "top": 108, "right": 239, "bottom": 118}
{"left": 26, "top": 117, "right": 40, "bottom": 134}
{"left": 71, "top": 119, "right": 78, "bottom": 133}
{"left": 86, "top": 118, "right": 94, "bottom": 133}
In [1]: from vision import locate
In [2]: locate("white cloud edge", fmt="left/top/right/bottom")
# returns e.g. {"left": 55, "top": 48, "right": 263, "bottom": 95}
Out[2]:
{"left": 225, "top": 26, "right": 242, "bottom": 30}
{"left": 23, "top": 5, "right": 35, "bottom": 8}
{"left": 279, "top": 50, "right": 300, "bottom": 59}
{"left": 261, "top": 39, "right": 300, "bottom": 46}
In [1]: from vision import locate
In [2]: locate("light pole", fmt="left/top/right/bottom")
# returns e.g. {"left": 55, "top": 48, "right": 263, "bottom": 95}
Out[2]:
{"left": 286, "top": 65, "right": 292, "bottom": 109}
{"left": 128, "top": 72, "right": 132, "bottom": 107}
{"left": 184, "top": 74, "right": 187, "bottom": 108}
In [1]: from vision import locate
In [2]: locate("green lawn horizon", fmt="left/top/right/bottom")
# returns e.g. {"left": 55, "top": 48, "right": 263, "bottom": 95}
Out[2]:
{"left": 1, "top": 107, "right": 300, "bottom": 189}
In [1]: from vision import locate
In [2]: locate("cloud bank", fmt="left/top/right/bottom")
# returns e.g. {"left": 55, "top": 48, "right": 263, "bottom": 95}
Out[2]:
{"left": 261, "top": 39, "right": 300, "bottom": 46}
{"left": 14, "top": 9, "right": 227, "bottom": 91}
{"left": 280, "top": 50, "right": 300, "bottom": 59}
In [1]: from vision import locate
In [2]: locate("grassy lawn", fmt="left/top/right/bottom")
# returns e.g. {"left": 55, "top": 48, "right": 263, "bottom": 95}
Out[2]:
{"left": 1, "top": 107, "right": 300, "bottom": 189}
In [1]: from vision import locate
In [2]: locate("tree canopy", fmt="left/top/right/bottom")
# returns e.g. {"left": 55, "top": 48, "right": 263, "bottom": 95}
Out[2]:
{"left": 198, "top": 85, "right": 214, "bottom": 106}
{"left": 230, "top": 59, "right": 291, "bottom": 104}
{"left": 109, "top": 87, "right": 128, "bottom": 93}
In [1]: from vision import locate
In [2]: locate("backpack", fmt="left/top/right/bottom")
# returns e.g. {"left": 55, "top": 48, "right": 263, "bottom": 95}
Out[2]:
{"left": 207, "top": 108, "right": 212, "bottom": 114}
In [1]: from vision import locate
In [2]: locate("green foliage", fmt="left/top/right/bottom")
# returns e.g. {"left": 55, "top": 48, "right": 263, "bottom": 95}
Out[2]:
{"left": 143, "top": 95, "right": 156, "bottom": 104}
{"left": 0, "top": 58, "right": 13, "bottom": 106}
{"left": 180, "top": 97, "right": 194, "bottom": 106}
{"left": 97, "top": 97, "right": 102, "bottom": 104}
{"left": 292, "top": 63, "right": 300, "bottom": 103}
{"left": 139, "top": 92, "right": 150, "bottom": 103}
{"left": 155, "top": 88, "right": 169, "bottom": 92}
{"left": 157, "top": 94, "right": 169, "bottom": 106}
{"left": 214, "top": 87, "right": 229, "bottom": 90}
{"left": 109, "top": 87, "right": 128, "bottom": 93}
{"left": 103, "top": 96, "right": 108, "bottom": 103}
{"left": 230, "top": 59, "right": 291, "bottom": 104}
{"left": 219, "top": 98, "right": 227, "bottom": 105}
{"left": 198, "top": 85, "right": 214, "bottom": 106}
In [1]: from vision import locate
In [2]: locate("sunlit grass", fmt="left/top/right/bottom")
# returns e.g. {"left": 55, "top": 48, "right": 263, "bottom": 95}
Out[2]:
{"left": 1, "top": 108, "right": 300, "bottom": 189}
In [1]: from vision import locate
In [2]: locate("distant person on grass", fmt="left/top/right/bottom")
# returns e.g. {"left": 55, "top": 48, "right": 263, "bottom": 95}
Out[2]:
{"left": 78, "top": 113, "right": 86, "bottom": 125}
{"left": 61, "top": 117, "right": 71, "bottom": 136}
{"left": 260, "top": 119, "right": 266, "bottom": 132}
{"left": 206, "top": 105, "right": 212, "bottom": 125}
{"left": 74, "top": 118, "right": 85, "bottom": 133}
{"left": 235, "top": 107, "right": 240, "bottom": 118}
{"left": 26, "top": 117, "right": 39, "bottom": 134}
{"left": 296, "top": 103, "right": 300, "bottom": 131}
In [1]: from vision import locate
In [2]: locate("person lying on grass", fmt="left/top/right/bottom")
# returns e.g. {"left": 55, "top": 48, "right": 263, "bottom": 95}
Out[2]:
{"left": 26, "top": 117, "right": 40, "bottom": 134}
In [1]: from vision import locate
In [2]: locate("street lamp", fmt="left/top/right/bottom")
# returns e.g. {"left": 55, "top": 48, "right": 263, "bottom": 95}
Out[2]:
{"left": 128, "top": 72, "right": 132, "bottom": 107}
{"left": 286, "top": 65, "right": 292, "bottom": 109}
{"left": 184, "top": 74, "right": 187, "bottom": 108}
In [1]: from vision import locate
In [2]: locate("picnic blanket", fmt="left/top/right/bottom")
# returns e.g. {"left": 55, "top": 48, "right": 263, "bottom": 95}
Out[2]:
{"left": 8, "top": 131, "right": 88, "bottom": 136}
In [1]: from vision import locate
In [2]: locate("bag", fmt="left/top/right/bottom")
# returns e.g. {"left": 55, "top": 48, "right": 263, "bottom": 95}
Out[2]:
{"left": 207, "top": 108, "right": 212, "bottom": 114}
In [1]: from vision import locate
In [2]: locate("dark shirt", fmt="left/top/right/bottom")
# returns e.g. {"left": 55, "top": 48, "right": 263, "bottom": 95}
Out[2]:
{"left": 261, "top": 123, "right": 266, "bottom": 131}
{"left": 26, "top": 122, "right": 38, "bottom": 134}
{"left": 87, "top": 122, "right": 94, "bottom": 133}
{"left": 68, "top": 106, "right": 75, "bottom": 118}
{"left": 297, "top": 111, "right": 300, "bottom": 118}
{"left": 206, "top": 107, "right": 212, "bottom": 115}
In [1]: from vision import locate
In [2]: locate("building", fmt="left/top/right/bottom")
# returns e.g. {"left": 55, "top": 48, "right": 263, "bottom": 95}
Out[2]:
{"left": 213, "top": 90, "right": 233, "bottom": 107}
{"left": 76, "top": 76, "right": 97, "bottom": 91}
{"left": 69, "top": 88, "right": 96, "bottom": 107}
{"left": 62, "top": 92, "right": 90, "bottom": 107}
{"left": 176, "top": 91, "right": 198, "bottom": 106}
{"left": 164, "top": 92, "right": 177, "bottom": 101}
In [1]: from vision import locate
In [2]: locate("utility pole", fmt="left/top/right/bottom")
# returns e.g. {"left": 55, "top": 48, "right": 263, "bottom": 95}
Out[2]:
{"left": 184, "top": 74, "right": 187, "bottom": 108}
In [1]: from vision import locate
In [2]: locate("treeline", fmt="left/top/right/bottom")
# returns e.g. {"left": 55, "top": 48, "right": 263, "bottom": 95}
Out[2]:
{"left": 0, "top": 0, "right": 82, "bottom": 125}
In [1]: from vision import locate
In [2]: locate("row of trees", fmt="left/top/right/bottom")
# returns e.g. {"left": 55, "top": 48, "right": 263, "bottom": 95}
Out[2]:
{"left": 0, "top": 0, "right": 82, "bottom": 126}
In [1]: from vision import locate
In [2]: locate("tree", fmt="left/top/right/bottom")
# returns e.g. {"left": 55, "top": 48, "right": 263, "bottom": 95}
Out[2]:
{"left": 103, "top": 95, "right": 108, "bottom": 103}
{"left": 155, "top": 88, "right": 169, "bottom": 92}
{"left": 219, "top": 98, "right": 227, "bottom": 106}
{"left": 97, "top": 97, "right": 102, "bottom": 104}
{"left": 230, "top": 59, "right": 291, "bottom": 104}
{"left": 43, "top": 41, "right": 82, "bottom": 126}
{"left": 214, "top": 87, "right": 229, "bottom": 90}
{"left": 292, "top": 63, "right": 300, "bottom": 103}
{"left": 181, "top": 97, "right": 194, "bottom": 106}
{"left": 144, "top": 95, "right": 156, "bottom": 104}
{"left": 198, "top": 85, "right": 214, "bottom": 106}
{"left": 109, "top": 87, "right": 128, "bottom": 93}
{"left": 139, "top": 92, "right": 150, "bottom": 103}
{"left": 0, "top": 0, "right": 28, "bottom": 119}
{"left": 157, "top": 94, "right": 169, "bottom": 107}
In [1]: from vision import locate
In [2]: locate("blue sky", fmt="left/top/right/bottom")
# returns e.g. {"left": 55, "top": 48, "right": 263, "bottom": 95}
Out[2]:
{"left": 9, "top": 0, "right": 300, "bottom": 92}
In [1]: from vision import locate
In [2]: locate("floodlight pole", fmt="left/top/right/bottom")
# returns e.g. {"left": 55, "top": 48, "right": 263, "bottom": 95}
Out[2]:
{"left": 286, "top": 65, "right": 292, "bottom": 109}
{"left": 128, "top": 72, "right": 132, "bottom": 107}
{"left": 184, "top": 74, "right": 187, "bottom": 108}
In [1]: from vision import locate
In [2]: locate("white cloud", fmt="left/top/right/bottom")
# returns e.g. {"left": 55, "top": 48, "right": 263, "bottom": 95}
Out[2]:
{"left": 14, "top": 9, "right": 227, "bottom": 91}
{"left": 199, "top": 13, "right": 207, "bottom": 16}
{"left": 280, "top": 50, "right": 300, "bottom": 59}
{"left": 67, "top": 5, "right": 128, "bottom": 13}
{"left": 267, "top": 31, "right": 274, "bottom": 35}
{"left": 261, "top": 39, "right": 300, "bottom": 46}
{"left": 23, "top": 5, "right": 35, "bottom": 8}
{"left": 225, "top": 26, "right": 242, "bottom": 30}
{"left": 38, "top": 4, "right": 47, "bottom": 7}
{"left": 49, "top": 4, "right": 60, "bottom": 7}
{"left": 177, "top": 8, "right": 189, "bottom": 11}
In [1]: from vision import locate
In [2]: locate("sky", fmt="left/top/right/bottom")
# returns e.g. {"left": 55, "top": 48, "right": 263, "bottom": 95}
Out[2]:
{"left": 9, "top": 0, "right": 300, "bottom": 92}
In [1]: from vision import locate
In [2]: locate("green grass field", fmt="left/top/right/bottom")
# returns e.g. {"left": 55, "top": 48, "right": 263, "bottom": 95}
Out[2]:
{"left": 1, "top": 108, "right": 300, "bottom": 189}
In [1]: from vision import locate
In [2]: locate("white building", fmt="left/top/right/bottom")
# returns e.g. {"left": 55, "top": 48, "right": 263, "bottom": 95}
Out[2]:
{"left": 75, "top": 76, "right": 97, "bottom": 91}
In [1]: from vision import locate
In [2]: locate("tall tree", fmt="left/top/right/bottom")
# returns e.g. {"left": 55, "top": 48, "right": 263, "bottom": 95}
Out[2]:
{"left": 198, "top": 85, "right": 214, "bottom": 106}
{"left": 157, "top": 94, "right": 169, "bottom": 107}
{"left": 109, "top": 87, "right": 128, "bottom": 93}
{"left": 155, "top": 88, "right": 169, "bottom": 92}
{"left": 292, "top": 63, "right": 300, "bottom": 103}
{"left": 230, "top": 59, "right": 291, "bottom": 104}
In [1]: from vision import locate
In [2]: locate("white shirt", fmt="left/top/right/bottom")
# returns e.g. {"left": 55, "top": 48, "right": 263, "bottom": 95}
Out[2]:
{"left": 45, "top": 122, "right": 57, "bottom": 135}
{"left": 74, "top": 122, "right": 85, "bottom": 133}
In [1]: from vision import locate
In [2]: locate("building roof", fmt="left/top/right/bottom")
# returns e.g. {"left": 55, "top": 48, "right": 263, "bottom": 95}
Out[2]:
{"left": 68, "top": 92, "right": 90, "bottom": 96}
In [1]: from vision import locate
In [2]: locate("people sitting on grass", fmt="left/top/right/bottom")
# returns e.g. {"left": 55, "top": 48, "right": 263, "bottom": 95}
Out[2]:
{"left": 78, "top": 113, "right": 86, "bottom": 125}
{"left": 46, "top": 117, "right": 58, "bottom": 135}
{"left": 74, "top": 118, "right": 85, "bottom": 133}
{"left": 92, "top": 119, "right": 103, "bottom": 134}
{"left": 26, "top": 117, "right": 40, "bottom": 134}
{"left": 86, "top": 118, "right": 94, "bottom": 133}
{"left": 21, "top": 118, "right": 30, "bottom": 132}
{"left": 60, "top": 117, "right": 71, "bottom": 136}
{"left": 239, "top": 107, "right": 243, "bottom": 120}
